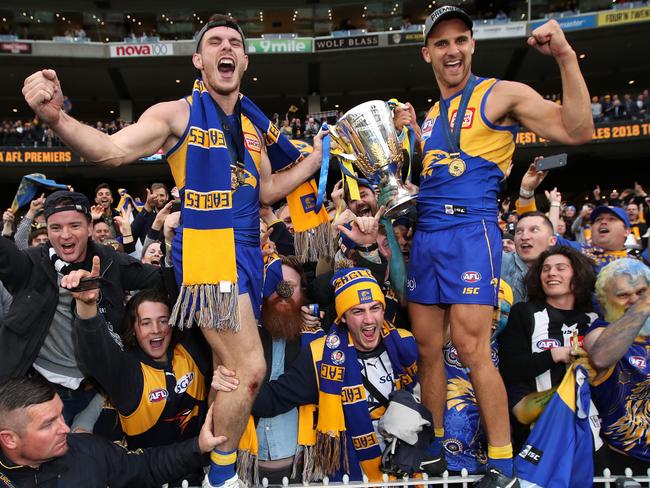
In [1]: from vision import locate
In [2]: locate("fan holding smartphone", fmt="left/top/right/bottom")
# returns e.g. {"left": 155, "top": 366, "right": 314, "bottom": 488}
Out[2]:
{"left": 535, "top": 153, "right": 567, "bottom": 172}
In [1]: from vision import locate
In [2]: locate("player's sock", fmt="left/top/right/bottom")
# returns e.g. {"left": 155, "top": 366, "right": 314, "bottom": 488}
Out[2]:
{"left": 207, "top": 448, "right": 237, "bottom": 487}
{"left": 425, "top": 427, "right": 445, "bottom": 458}
{"left": 487, "top": 444, "right": 514, "bottom": 477}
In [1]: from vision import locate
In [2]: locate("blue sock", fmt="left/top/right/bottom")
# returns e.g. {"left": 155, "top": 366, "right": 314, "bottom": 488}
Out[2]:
{"left": 488, "top": 444, "right": 514, "bottom": 477}
{"left": 426, "top": 427, "right": 445, "bottom": 458}
{"left": 207, "top": 449, "right": 237, "bottom": 487}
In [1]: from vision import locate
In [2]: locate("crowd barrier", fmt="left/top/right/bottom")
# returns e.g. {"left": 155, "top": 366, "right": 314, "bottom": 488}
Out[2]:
{"left": 169, "top": 467, "right": 650, "bottom": 488}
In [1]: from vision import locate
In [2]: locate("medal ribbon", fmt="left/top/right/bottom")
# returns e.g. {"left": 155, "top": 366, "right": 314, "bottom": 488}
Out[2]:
{"left": 315, "top": 123, "right": 331, "bottom": 212}
{"left": 438, "top": 73, "right": 477, "bottom": 155}
{"left": 212, "top": 98, "right": 246, "bottom": 187}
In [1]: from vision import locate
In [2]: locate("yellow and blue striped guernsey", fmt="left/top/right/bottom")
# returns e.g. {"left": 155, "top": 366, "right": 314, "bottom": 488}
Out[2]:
{"left": 419, "top": 77, "right": 517, "bottom": 232}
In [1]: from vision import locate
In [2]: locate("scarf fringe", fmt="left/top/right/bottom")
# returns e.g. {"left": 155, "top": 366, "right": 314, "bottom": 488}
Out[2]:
{"left": 236, "top": 449, "right": 258, "bottom": 488}
{"left": 313, "top": 431, "right": 349, "bottom": 480}
{"left": 294, "top": 222, "right": 334, "bottom": 263}
{"left": 295, "top": 444, "right": 319, "bottom": 483}
{"left": 169, "top": 283, "right": 240, "bottom": 330}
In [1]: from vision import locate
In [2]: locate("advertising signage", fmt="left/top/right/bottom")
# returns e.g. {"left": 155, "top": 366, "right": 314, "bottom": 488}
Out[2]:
{"left": 247, "top": 38, "right": 313, "bottom": 54}
{"left": 109, "top": 42, "right": 174, "bottom": 58}
{"left": 315, "top": 35, "right": 379, "bottom": 51}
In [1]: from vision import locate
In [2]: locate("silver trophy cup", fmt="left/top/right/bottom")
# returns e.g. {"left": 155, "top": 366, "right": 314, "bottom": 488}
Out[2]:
{"left": 329, "top": 100, "right": 417, "bottom": 219}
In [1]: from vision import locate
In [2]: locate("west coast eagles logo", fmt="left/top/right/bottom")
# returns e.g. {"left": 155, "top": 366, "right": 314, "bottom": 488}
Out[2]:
{"left": 357, "top": 288, "right": 373, "bottom": 303}
{"left": 421, "top": 150, "right": 458, "bottom": 179}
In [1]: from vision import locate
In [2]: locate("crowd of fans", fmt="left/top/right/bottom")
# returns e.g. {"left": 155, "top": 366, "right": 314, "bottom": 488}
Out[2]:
{"left": 3, "top": 89, "right": 649, "bottom": 149}
{"left": 0, "top": 118, "right": 131, "bottom": 147}
{"left": 0, "top": 142, "right": 648, "bottom": 486}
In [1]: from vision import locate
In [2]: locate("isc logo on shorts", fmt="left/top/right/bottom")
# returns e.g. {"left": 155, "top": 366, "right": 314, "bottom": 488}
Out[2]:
{"left": 461, "top": 271, "right": 481, "bottom": 283}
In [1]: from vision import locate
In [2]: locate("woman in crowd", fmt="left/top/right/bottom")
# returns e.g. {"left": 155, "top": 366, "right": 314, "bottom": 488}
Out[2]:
{"left": 71, "top": 286, "right": 210, "bottom": 486}
{"left": 498, "top": 246, "right": 597, "bottom": 451}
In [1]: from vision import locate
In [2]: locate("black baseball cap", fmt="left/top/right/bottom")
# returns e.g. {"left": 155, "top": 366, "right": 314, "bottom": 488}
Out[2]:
{"left": 44, "top": 190, "right": 91, "bottom": 220}
{"left": 195, "top": 18, "right": 246, "bottom": 52}
{"left": 423, "top": 6, "right": 473, "bottom": 45}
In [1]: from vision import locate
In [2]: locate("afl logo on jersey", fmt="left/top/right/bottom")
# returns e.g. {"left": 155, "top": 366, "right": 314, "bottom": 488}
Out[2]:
{"left": 422, "top": 118, "right": 435, "bottom": 134}
{"left": 629, "top": 356, "right": 646, "bottom": 369}
{"left": 536, "top": 339, "right": 561, "bottom": 350}
{"left": 462, "top": 271, "right": 481, "bottom": 283}
{"left": 148, "top": 388, "right": 168, "bottom": 403}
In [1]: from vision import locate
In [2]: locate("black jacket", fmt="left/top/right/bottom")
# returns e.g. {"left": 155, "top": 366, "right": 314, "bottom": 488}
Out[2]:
{"left": 0, "top": 237, "right": 164, "bottom": 381}
{"left": 131, "top": 208, "right": 157, "bottom": 243}
{"left": 0, "top": 433, "right": 204, "bottom": 487}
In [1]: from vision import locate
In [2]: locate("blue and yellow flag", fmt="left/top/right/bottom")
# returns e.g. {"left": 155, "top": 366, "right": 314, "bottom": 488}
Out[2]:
{"left": 11, "top": 173, "right": 68, "bottom": 213}
{"left": 116, "top": 188, "right": 144, "bottom": 214}
{"left": 515, "top": 363, "right": 594, "bottom": 488}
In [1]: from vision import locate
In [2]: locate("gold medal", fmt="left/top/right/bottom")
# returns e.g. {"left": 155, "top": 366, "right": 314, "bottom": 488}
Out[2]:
{"left": 231, "top": 166, "right": 246, "bottom": 190}
{"left": 231, "top": 169, "right": 239, "bottom": 190}
{"left": 448, "top": 158, "right": 466, "bottom": 177}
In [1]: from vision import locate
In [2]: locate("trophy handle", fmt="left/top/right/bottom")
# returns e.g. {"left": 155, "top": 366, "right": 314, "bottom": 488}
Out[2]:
{"left": 328, "top": 125, "right": 357, "bottom": 162}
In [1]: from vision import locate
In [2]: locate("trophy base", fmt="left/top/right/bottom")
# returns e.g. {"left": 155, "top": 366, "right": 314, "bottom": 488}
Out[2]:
{"left": 385, "top": 193, "right": 418, "bottom": 220}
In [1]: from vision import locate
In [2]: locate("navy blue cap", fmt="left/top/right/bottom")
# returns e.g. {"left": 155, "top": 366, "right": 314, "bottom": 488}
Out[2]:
{"left": 590, "top": 206, "right": 630, "bottom": 227}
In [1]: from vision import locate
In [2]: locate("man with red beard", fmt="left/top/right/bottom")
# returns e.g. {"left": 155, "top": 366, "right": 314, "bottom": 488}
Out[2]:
{"left": 258, "top": 256, "right": 313, "bottom": 482}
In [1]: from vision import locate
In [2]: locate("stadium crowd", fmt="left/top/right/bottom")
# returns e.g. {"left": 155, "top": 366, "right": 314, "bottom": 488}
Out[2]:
{"left": 3, "top": 88, "right": 649, "bottom": 148}
{"left": 1, "top": 162, "right": 648, "bottom": 486}
{"left": 1, "top": 8, "right": 648, "bottom": 488}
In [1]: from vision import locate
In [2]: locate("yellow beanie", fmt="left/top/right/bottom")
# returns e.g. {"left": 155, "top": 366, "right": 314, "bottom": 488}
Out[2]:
{"left": 331, "top": 267, "right": 385, "bottom": 320}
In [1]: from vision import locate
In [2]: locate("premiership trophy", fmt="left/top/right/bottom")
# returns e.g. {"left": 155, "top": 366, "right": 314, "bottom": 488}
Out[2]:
{"left": 329, "top": 100, "right": 417, "bottom": 219}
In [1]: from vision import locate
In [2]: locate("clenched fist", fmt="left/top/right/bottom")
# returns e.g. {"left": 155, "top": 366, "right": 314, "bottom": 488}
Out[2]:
{"left": 527, "top": 19, "right": 574, "bottom": 59}
{"left": 22, "top": 69, "right": 65, "bottom": 125}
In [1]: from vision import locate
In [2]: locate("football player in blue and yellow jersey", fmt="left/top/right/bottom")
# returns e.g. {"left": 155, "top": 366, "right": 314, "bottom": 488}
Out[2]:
{"left": 23, "top": 15, "right": 326, "bottom": 488}
{"left": 406, "top": 6, "right": 593, "bottom": 486}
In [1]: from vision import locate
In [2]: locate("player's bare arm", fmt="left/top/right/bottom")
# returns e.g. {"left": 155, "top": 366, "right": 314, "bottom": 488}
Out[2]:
{"left": 258, "top": 129, "right": 325, "bottom": 205}
{"left": 23, "top": 69, "right": 188, "bottom": 166}
{"left": 485, "top": 19, "right": 593, "bottom": 145}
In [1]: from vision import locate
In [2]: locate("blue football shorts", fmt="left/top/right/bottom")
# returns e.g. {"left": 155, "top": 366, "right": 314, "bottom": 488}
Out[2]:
{"left": 407, "top": 220, "right": 502, "bottom": 306}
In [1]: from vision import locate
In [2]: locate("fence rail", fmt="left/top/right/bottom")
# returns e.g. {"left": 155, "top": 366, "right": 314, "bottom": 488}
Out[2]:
{"left": 173, "top": 468, "right": 650, "bottom": 488}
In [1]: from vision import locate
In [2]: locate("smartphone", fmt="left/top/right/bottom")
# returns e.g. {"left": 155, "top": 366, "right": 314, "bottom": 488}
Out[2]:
{"left": 69, "top": 277, "right": 104, "bottom": 293}
{"left": 535, "top": 153, "right": 567, "bottom": 171}
{"left": 170, "top": 199, "right": 182, "bottom": 213}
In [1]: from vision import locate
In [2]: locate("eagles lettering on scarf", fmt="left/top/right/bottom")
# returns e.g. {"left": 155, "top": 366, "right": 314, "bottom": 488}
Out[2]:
{"left": 187, "top": 126, "right": 227, "bottom": 149}
{"left": 185, "top": 190, "right": 232, "bottom": 211}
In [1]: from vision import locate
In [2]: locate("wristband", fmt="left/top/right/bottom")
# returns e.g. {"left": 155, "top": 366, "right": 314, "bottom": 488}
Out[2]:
{"left": 519, "top": 187, "right": 534, "bottom": 199}
{"left": 357, "top": 242, "right": 379, "bottom": 253}
{"left": 550, "top": 202, "right": 560, "bottom": 208}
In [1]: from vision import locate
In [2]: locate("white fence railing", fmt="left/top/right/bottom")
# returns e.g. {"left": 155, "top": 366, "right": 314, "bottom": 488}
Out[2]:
{"left": 174, "top": 467, "right": 650, "bottom": 487}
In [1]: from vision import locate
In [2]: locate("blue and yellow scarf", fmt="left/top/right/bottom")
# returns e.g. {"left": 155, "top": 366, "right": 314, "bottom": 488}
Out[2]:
{"left": 170, "top": 79, "right": 301, "bottom": 329}
{"left": 311, "top": 321, "right": 418, "bottom": 481}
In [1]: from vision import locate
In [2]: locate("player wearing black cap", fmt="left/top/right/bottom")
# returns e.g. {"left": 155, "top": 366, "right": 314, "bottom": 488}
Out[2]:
{"left": 405, "top": 6, "right": 594, "bottom": 487}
